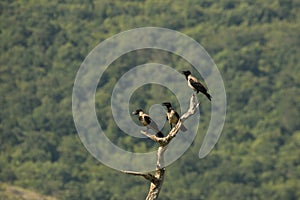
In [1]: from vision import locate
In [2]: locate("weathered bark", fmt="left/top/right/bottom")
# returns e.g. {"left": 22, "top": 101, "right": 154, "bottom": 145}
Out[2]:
{"left": 122, "top": 94, "right": 199, "bottom": 200}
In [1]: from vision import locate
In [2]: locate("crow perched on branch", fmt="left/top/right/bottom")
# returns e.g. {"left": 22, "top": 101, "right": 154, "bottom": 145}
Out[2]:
{"left": 161, "top": 102, "right": 187, "bottom": 132}
{"left": 132, "top": 109, "right": 164, "bottom": 138}
{"left": 182, "top": 70, "right": 211, "bottom": 101}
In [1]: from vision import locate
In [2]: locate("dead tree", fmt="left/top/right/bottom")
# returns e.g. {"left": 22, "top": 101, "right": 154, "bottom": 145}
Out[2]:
{"left": 122, "top": 94, "right": 199, "bottom": 200}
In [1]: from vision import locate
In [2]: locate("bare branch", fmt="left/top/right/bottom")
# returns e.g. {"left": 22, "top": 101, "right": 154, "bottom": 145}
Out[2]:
{"left": 156, "top": 146, "right": 167, "bottom": 169}
{"left": 121, "top": 170, "right": 159, "bottom": 184}
{"left": 181, "top": 93, "right": 200, "bottom": 121}
{"left": 140, "top": 131, "right": 169, "bottom": 146}
{"left": 123, "top": 93, "right": 200, "bottom": 200}
{"left": 140, "top": 130, "right": 157, "bottom": 140}
{"left": 146, "top": 168, "right": 165, "bottom": 200}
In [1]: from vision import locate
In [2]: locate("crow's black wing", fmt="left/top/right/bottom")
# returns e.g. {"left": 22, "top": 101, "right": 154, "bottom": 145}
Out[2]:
{"left": 189, "top": 79, "right": 207, "bottom": 94}
{"left": 190, "top": 79, "right": 212, "bottom": 100}
{"left": 144, "top": 115, "right": 152, "bottom": 125}
{"left": 174, "top": 110, "right": 180, "bottom": 120}
{"left": 138, "top": 115, "right": 152, "bottom": 126}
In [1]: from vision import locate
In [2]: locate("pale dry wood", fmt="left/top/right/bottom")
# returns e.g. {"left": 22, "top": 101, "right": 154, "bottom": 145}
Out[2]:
{"left": 121, "top": 171, "right": 158, "bottom": 184}
{"left": 122, "top": 94, "right": 199, "bottom": 200}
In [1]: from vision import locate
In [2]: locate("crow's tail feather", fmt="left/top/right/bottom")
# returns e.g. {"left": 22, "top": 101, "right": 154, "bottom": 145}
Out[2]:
{"left": 156, "top": 132, "right": 164, "bottom": 138}
{"left": 180, "top": 124, "right": 188, "bottom": 132}
{"left": 205, "top": 92, "right": 212, "bottom": 101}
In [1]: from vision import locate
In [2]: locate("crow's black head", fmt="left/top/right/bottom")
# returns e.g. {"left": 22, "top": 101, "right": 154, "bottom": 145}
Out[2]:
{"left": 161, "top": 102, "right": 172, "bottom": 109}
{"left": 182, "top": 70, "right": 191, "bottom": 79}
{"left": 132, "top": 109, "right": 143, "bottom": 115}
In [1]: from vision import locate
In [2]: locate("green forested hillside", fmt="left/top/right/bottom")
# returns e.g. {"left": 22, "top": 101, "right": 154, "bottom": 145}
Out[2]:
{"left": 1, "top": 0, "right": 299, "bottom": 199}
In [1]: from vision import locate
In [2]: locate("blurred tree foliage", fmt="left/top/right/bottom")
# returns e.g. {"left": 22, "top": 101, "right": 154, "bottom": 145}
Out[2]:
{"left": 0, "top": 0, "right": 299, "bottom": 199}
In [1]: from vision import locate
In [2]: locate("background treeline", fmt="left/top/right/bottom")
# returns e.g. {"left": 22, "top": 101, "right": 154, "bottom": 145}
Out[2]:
{"left": 0, "top": 0, "right": 299, "bottom": 199}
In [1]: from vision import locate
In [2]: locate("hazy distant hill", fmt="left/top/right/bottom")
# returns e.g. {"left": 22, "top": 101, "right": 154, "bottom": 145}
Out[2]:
{"left": 0, "top": 183, "right": 56, "bottom": 200}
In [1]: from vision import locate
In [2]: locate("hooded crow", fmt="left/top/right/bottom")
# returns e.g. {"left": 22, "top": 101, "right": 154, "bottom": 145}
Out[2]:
{"left": 162, "top": 102, "right": 187, "bottom": 132}
{"left": 182, "top": 70, "right": 211, "bottom": 101}
{"left": 132, "top": 109, "right": 164, "bottom": 138}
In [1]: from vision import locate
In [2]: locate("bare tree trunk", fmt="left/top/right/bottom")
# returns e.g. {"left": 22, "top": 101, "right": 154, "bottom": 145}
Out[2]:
{"left": 122, "top": 94, "right": 199, "bottom": 200}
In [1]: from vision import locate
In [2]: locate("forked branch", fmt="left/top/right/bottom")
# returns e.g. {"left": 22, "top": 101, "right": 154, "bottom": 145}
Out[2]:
{"left": 122, "top": 93, "right": 199, "bottom": 200}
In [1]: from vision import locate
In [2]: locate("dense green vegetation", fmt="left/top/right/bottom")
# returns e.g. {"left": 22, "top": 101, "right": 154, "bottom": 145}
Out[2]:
{"left": 1, "top": 0, "right": 299, "bottom": 199}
